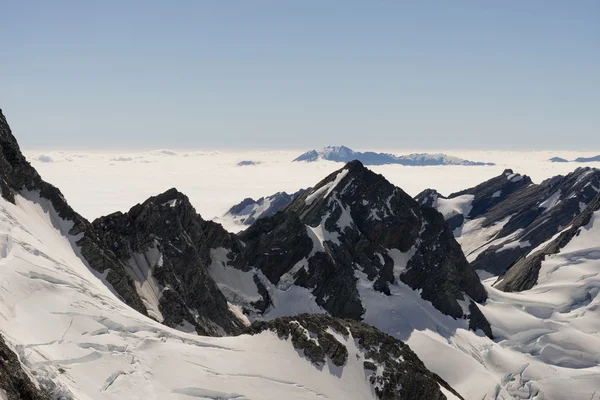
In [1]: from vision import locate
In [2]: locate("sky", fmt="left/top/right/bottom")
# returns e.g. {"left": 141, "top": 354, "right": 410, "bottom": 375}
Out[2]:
{"left": 2, "top": 1, "right": 599, "bottom": 150}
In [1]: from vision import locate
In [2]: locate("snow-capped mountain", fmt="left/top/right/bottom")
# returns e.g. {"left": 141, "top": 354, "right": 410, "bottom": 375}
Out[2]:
{"left": 221, "top": 188, "right": 308, "bottom": 229}
{"left": 293, "top": 145, "right": 494, "bottom": 166}
{"left": 496, "top": 191, "right": 600, "bottom": 292}
{"left": 222, "top": 160, "right": 491, "bottom": 335}
{"left": 417, "top": 167, "right": 600, "bottom": 276}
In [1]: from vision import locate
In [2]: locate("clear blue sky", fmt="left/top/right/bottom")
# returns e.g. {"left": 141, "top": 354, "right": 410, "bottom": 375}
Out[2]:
{"left": 2, "top": 1, "right": 598, "bottom": 150}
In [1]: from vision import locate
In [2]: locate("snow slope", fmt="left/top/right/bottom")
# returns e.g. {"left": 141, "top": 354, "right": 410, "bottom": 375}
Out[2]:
{"left": 0, "top": 191, "right": 394, "bottom": 400}
{"left": 478, "top": 209, "right": 600, "bottom": 398}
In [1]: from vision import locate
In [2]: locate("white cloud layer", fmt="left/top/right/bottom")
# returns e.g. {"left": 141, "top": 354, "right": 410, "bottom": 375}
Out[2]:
{"left": 24, "top": 149, "right": 600, "bottom": 230}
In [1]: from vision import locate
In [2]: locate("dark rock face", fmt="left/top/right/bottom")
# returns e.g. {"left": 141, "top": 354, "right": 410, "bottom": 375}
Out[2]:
{"left": 225, "top": 188, "right": 308, "bottom": 226}
{"left": 448, "top": 169, "right": 533, "bottom": 220}
{"left": 496, "top": 193, "right": 600, "bottom": 292}
{"left": 244, "top": 314, "right": 464, "bottom": 400}
{"left": 0, "top": 334, "right": 50, "bottom": 400}
{"left": 0, "top": 110, "right": 147, "bottom": 315}
{"left": 89, "top": 188, "right": 247, "bottom": 336}
{"left": 240, "top": 160, "right": 491, "bottom": 336}
{"left": 293, "top": 145, "right": 494, "bottom": 166}
{"left": 416, "top": 170, "right": 531, "bottom": 235}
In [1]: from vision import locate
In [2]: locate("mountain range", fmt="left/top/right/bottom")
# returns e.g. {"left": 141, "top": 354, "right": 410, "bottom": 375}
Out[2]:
{"left": 1, "top": 108, "right": 600, "bottom": 399}
{"left": 221, "top": 189, "right": 308, "bottom": 230}
{"left": 0, "top": 109, "right": 470, "bottom": 399}
{"left": 549, "top": 155, "right": 600, "bottom": 163}
{"left": 293, "top": 146, "right": 495, "bottom": 166}
{"left": 415, "top": 167, "right": 600, "bottom": 279}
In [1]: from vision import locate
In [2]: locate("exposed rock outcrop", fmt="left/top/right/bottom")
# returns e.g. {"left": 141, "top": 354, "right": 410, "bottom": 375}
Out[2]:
{"left": 89, "top": 188, "right": 248, "bottom": 335}
{"left": 245, "top": 314, "right": 464, "bottom": 400}
{"left": 0, "top": 334, "right": 50, "bottom": 400}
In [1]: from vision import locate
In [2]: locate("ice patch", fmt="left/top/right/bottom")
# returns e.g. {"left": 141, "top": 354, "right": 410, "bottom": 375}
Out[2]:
{"left": 175, "top": 319, "right": 198, "bottom": 335}
{"left": 162, "top": 199, "right": 177, "bottom": 208}
{"left": 209, "top": 247, "right": 261, "bottom": 304}
{"left": 304, "top": 169, "right": 349, "bottom": 206}
{"left": 277, "top": 258, "right": 308, "bottom": 290}
{"left": 507, "top": 173, "right": 523, "bottom": 182}
{"left": 539, "top": 190, "right": 562, "bottom": 212}
{"left": 305, "top": 212, "right": 342, "bottom": 250}
{"left": 127, "top": 243, "right": 165, "bottom": 322}
{"left": 495, "top": 240, "right": 532, "bottom": 253}
{"left": 436, "top": 195, "right": 474, "bottom": 221}
{"left": 387, "top": 247, "right": 416, "bottom": 277}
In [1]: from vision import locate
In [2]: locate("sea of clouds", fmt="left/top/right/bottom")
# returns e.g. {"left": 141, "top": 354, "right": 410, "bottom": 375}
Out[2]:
{"left": 24, "top": 148, "right": 600, "bottom": 231}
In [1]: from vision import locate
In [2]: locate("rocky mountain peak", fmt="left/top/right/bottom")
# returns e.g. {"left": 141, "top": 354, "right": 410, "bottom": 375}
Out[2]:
{"left": 0, "top": 109, "right": 18, "bottom": 145}
{"left": 240, "top": 162, "right": 492, "bottom": 337}
{"left": 415, "top": 188, "right": 444, "bottom": 208}
{"left": 448, "top": 169, "right": 533, "bottom": 216}
{"left": 91, "top": 188, "right": 248, "bottom": 336}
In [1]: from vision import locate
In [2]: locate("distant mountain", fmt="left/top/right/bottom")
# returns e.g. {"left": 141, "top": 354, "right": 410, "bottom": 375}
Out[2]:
{"left": 548, "top": 155, "right": 600, "bottom": 163}
{"left": 293, "top": 146, "right": 495, "bottom": 166}
{"left": 237, "top": 160, "right": 260, "bottom": 166}
{"left": 549, "top": 157, "right": 569, "bottom": 163}
{"left": 574, "top": 155, "right": 600, "bottom": 163}
{"left": 223, "top": 188, "right": 308, "bottom": 227}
